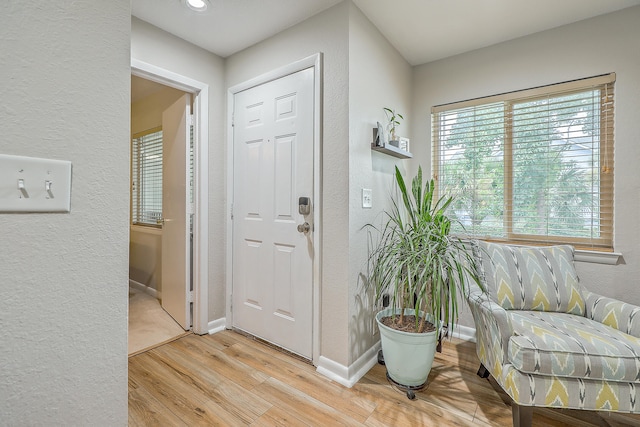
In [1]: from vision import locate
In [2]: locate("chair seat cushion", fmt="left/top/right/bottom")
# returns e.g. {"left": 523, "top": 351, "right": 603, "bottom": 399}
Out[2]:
{"left": 508, "top": 311, "right": 640, "bottom": 382}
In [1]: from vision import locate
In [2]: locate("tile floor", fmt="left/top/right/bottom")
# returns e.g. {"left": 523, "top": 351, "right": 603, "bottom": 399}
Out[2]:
{"left": 128, "top": 286, "right": 187, "bottom": 355}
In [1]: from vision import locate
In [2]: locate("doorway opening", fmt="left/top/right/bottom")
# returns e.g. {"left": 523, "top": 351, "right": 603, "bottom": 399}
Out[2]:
{"left": 129, "top": 60, "right": 210, "bottom": 355}
{"left": 129, "top": 76, "right": 191, "bottom": 354}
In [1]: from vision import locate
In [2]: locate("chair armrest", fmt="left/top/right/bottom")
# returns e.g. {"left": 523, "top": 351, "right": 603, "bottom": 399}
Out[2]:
{"left": 583, "top": 289, "right": 640, "bottom": 337}
{"left": 467, "top": 283, "right": 514, "bottom": 367}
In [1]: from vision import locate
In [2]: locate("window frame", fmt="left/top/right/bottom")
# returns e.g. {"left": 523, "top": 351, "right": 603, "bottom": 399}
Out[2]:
{"left": 432, "top": 74, "right": 615, "bottom": 250}
{"left": 131, "top": 126, "right": 163, "bottom": 228}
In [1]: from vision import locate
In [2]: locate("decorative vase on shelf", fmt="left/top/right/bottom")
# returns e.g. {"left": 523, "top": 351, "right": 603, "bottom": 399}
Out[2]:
{"left": 388, "top": 130, "right": 399, "bottom": 147}
{"left": 384, "top": 107, "right": 403, "bottom": 148}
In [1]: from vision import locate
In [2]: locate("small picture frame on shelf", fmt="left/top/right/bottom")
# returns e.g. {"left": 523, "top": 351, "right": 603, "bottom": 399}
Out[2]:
{"left": 374, "top": 122, "right": 387, "bottom": 146}
{"left": 398, "top": 137, "right": 410, "bottom": 152}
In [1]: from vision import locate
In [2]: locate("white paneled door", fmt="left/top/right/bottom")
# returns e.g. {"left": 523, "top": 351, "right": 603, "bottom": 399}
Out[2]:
{"left": 161, "top": 93, "right": 191, "bottom": 330}
{"left": 232, "top": 68, "right": 314, "bottom": 359}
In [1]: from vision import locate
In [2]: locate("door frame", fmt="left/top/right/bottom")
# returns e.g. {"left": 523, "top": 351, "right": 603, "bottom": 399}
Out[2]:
{"left": 131, "top": 58, "right": 209, "bottom": 335}
{"left": 226, "top": 53, "right": 323, "bottom": 363}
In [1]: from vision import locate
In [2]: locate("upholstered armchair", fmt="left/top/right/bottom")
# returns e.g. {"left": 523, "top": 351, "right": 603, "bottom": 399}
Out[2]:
{"left": 467, "top": 240, "right": 640, "bottom": 427}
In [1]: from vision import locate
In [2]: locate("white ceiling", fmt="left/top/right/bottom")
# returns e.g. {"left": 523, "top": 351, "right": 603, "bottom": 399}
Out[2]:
{"left": 353, "top": 0, "right": 640, "bottom": 65}
{"left": 132, "top": 0, "right": 343, "bottom": 59}
{"left": 132, "top": 0, "right": 640, "bottom": 66}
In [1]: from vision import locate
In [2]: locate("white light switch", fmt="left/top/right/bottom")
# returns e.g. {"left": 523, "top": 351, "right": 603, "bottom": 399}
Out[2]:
{"left": 362, "top": 188, "right": 372, "bottom": 208}
{"left": 0, "top": 154, "right": 72, "bottom": 213}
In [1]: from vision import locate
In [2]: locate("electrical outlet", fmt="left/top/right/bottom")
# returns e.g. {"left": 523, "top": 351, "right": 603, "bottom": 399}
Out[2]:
{"left": 362, "top": 188, "right": 372, "bottom": 208}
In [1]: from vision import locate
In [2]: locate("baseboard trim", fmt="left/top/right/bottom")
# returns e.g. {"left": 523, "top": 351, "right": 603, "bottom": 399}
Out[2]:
{"left": 207, "top": 318, "right": 226, "bottom": 335}
{"left": 129, "top": 279, "right": 160, "bottom": 299}
{"left": 316, "top": 342, "right": 381, "bottom": 388}
{"left": 451, "top": 324, "right": 476, "bottom": 343}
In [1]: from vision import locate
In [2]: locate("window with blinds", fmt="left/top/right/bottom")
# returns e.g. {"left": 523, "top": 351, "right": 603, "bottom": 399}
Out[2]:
{"left": 432, "top": 74, "right": 615, "bottom": 250}
{"left": 131, "top": 128, "right": 163, "bottom": 227}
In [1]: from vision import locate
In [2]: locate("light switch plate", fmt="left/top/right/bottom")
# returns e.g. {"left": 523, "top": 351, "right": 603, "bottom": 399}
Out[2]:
{"left": 362, "top": 188, "right": 372, "bottom": 208}
{"left": 0, "top": 154, "right": 72, "bottom": 213}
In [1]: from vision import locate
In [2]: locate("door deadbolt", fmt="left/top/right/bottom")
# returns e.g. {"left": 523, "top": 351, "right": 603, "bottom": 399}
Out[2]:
{"left": 298, "top": 197, "right": 311, "bottom": 215}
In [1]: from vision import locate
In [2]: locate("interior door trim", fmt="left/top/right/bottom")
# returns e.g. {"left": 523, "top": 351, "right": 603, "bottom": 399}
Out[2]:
{"left": 226, "top": 53, "right": 323, "bottom": 364}
{"left": 131, "top": 58, "right": 210, "bottom": 335}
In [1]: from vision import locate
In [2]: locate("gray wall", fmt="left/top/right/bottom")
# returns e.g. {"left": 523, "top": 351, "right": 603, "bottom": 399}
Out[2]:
{"left": 0, "top": 1, "right": 130, "bottom": 424}
{"left": 347, "top": 3, "right": 413, "bottom": 364}
{"left": 411, "top": 6, "right": 640, "bottom": 329}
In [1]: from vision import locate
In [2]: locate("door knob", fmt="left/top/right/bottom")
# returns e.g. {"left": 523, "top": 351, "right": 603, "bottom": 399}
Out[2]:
{"left": 297, "top": 222, "right": 311, "bottom": 233}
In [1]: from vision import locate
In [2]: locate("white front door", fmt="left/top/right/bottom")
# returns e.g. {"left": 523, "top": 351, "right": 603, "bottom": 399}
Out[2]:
{"left": 161, "top": 93, "right": 191, "bottom": 330}
{"left": 232, "top": 68, "right": 314, "bottom": 359}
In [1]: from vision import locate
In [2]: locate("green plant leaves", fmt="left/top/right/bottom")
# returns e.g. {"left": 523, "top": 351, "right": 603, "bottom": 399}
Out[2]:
{"left": 367, "top": 166, "right": 481, "bottom": 332}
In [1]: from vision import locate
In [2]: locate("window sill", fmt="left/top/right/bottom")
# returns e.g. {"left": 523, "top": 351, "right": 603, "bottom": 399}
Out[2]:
{"left": 130, "top": 224, "right": 162, "bottom": 236}
{"left": 575, "top": 249, "right": 621, "bottom": 265}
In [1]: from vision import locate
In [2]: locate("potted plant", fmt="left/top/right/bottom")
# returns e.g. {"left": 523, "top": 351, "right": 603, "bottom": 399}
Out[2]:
{"left": 383, "top": 107, "right": 403, "bottom": 144}
{"left": 367, "top": 166, "right": 480, "bottom": 397}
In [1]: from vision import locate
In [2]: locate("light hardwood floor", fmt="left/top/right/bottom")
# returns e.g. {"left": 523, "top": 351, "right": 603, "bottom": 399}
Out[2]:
{"left": 129, "top": 331, "right": 640, "bottom": 426}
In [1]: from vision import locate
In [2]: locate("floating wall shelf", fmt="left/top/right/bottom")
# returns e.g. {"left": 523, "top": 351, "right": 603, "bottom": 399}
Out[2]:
{"left": 371, "top": 142, "right": 413, "bottom": 159}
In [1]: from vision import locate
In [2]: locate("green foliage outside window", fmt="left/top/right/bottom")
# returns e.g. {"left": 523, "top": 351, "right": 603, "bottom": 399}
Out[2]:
{"left": 433, "top": 79, "right": 613, "bottom": 248}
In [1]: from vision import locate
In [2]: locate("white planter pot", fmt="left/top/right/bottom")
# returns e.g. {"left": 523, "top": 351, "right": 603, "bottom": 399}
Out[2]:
{"left": 375, "top": 308, "right": 439, "bottom": 387}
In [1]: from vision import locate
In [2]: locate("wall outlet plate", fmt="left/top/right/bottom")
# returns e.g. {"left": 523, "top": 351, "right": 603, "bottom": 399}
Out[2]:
{"left": 362, "top": 188, "right": 372, "bottom": 208}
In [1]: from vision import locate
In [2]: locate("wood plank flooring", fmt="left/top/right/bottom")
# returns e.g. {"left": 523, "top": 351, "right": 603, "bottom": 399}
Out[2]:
{"left": 129, "top": 331, "right": 640, "bottom": 426}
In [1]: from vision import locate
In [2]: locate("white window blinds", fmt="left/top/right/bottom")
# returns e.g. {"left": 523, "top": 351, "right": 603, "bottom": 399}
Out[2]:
{"left": 432, "top": 74, "right": 615, "bottom": 250}
{"left": 132, "top": 128, "right": 163, "bottom": 227}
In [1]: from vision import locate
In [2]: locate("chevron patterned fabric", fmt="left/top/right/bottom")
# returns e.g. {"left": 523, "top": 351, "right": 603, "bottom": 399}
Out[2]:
{"left": 584, "top": 289, "right": 640, "bottom": 337}
{"left": 499, "top": 364, "right": 640, "bottom": 412}
{"left": 466, "top": 241, "right": 640, "bottom": 416}
{"left": 473, "top": 240, "right": 585, "bottom": 314}
{"left": 509, "top": 311, "right": 640, "bottom": 381}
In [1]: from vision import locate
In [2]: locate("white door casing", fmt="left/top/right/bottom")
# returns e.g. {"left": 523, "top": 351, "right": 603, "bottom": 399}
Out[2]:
{"left": 131, "top": 58, "right": 209, "bottom": 335}
{"left": 232, "top": 68, "right": 314, "bottom": 358}
{"left": 161, "top": 93, "right": 191, "bottom": 330}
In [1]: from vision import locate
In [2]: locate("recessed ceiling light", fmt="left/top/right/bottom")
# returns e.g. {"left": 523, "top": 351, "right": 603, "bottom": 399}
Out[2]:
{"left": 185, "top": 0, "right": 208, "bottom": 12}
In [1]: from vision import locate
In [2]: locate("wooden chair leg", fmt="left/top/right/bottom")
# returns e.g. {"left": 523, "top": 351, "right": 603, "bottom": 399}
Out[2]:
{"left": 477, "top": 363, "right": 490, "bottom": 379}
{"left": 512, "top": 402, "right": 533, "bottom": 427}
